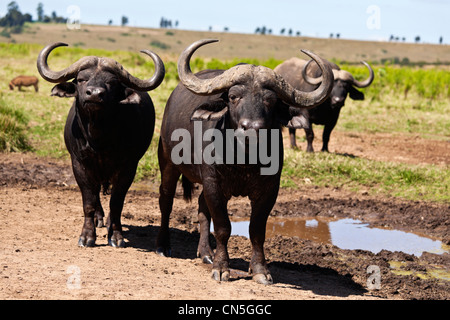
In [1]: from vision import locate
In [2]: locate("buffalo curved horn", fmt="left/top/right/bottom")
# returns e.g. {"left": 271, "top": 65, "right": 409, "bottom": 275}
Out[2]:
{"left": 302, "top": 60, "right": 374, "bottom": 89}
{"left": 178, "top": 39, "right": 333, "bottom": 108}
{"left": 301, "top": 60, "right": 346, "bottom": 85}
{"left": 177, "top": 39, "right": 249, "bottom": 95}
{"left": 352, "top": 61, "right": 374, "bottom": 88}
{"left": 272, "top": 49, "right": 333, "bottom": 108}
{"left": 301, "top": 59, "right": 322, "bottom": 86}
{"left": 37, "top": 42, "right": 95, "bottom": 83}
{"left": 37, "top": 42, "right": 165, "bottom": 91}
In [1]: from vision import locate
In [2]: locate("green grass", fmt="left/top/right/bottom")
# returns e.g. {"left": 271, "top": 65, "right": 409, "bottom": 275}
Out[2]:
{"left": 1, "top": 43, "right": 448, "bottom": 203}
{"left": 0, "top": 96, "right": 32, "bottom": 152}
{"left": 326, "top": 64, "right": 450, "bottom": 137}
{"left": 282, "top": 150, "right": 449, "bottom": 202}
{"left": 340, "top": 95, "right": 449, "bottom": 137}
{"left": 342, "top": 64, "right": 450, "bottom": 101}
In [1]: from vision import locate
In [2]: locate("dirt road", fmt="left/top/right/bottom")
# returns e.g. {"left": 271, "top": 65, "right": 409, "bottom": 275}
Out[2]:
{"left": 1, "top": 132, "right": 449, "bottom": 300}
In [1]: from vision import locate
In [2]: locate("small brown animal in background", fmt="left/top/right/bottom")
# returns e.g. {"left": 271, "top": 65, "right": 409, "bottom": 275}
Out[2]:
{"left": 9, "top": 75, "right": 39, "bottom": 92}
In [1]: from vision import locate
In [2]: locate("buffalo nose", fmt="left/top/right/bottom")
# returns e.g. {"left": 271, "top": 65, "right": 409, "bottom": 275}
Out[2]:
{"left": 86, "top": 87, "right": 105, "bottom": 100}
{"left": 239, "top": 119, "right": 264, "bottom": 131}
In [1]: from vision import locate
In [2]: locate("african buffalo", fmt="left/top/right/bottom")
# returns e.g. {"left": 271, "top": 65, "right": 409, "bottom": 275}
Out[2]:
{"left": 9, "top": 75, "right": 39, "bottom": 92}
{"left": 156, "top": 39, "right": 333, "bottom": 284}
{"left": 37, "top": 42, "right": 165, "bottom": 248}
{"left": 274, "top": 58, "right": 374, "bottom": 152}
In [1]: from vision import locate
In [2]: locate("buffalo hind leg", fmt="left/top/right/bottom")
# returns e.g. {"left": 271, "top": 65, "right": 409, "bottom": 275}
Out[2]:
{"left": 288, "top": 128, "right": 298, "bottom": 149}
{"left": 94, "top": 196, "right": 105, "bottom": 228}
{"left": 156, "top": 164, "right": 181, "bottom": 257}
{"left": 203, "top": 183, "right": 230, "bottom": 281}
{"left": 304, "top": 126, "right": 315, "bottom": 152}
{"left": 197, "top": 191, "right": 214, "bottom": 264}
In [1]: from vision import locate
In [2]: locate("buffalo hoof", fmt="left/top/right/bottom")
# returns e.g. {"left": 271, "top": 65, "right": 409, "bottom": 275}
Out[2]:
{"left": 78, "top": 237, "right": 95, "bottom": 248}
{"left": 96, "top": 219, "right": 105, "bottom": 228}
{"left": 252, "top": 273, "right": 273, "bottom": 285}
{"left": 156, "top": 247, "right": 172, "bottom": 257}
{"left": 202, "top": 255, "right": 213, "bottom": 265}
{"left": 211, "top": 269, "right": 230, "bottom": 282}
{"left": 108, "top": 238, "right": 125, "bottom": 248}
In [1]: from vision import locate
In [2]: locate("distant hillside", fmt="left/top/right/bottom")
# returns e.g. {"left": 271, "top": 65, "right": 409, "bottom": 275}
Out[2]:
{"left": 5, "top": 23, "right": 450, "bottom": 63}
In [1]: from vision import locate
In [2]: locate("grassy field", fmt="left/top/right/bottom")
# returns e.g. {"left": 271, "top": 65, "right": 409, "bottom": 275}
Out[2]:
{"left": 5, "top": 23, "right": 450, "bottom": 64}
{"left": 1, "top": 25, "right": 449, "bottom": 203}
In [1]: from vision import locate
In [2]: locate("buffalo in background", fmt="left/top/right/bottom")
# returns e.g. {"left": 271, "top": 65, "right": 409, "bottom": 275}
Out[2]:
{"left": 275, "top": 58, "right": 374, "bottom": 152}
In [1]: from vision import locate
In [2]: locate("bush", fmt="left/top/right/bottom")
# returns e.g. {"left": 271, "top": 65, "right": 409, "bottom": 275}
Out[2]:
{"left": 150, "top": 40, "right": 171, "bottom": 50}
{"left": 0, "top": 28, "right": 11, "bottom": 38}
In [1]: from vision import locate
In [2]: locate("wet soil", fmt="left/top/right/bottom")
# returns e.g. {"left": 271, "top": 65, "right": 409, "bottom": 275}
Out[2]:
{"left": 0, "top": 131, "right": 449, "bottom": 300}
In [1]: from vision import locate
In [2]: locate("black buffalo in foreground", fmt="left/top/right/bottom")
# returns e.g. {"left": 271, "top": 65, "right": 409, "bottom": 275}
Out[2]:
{"left": 274, "top": 58, "right": 374, "bottom": 151}
{"left": 37, "top": 43, "right": 165, "bottom": 248}
{"left": 156, "top": 39, "right": 333, "bottom": 284}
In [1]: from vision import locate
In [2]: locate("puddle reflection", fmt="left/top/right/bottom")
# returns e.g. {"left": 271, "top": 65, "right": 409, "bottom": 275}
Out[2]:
{"left": 214, "top": 217, "right": 448, "bottom": 257}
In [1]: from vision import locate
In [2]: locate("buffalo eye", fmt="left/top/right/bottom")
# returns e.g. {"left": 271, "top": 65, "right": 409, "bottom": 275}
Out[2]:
{"left": 106, "top": 79, "right": 120, "bottom": 88}
{"left": 228, "top": 85, "right": 244, "bottom": 104}
{"left": 76, "top": 77, "right": 87, "bottom": 84}
{"left": 343, "top": 82, "right": 352, "bottom": 90}
{"left": 228, "top": 94, "right": 240, "bottom": 104}
{"left": 263, "top": 92, "right": 277, "bottom": 107}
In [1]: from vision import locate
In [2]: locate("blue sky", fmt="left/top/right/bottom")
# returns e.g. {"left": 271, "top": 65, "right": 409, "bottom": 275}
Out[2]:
{"left": 3, "top": 0, "right": 449, "bottom": 43}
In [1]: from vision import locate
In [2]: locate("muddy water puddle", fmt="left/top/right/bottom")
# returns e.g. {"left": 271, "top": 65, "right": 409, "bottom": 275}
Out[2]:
{"left": 214, "top": 217, "right": 449, "bottom": 257}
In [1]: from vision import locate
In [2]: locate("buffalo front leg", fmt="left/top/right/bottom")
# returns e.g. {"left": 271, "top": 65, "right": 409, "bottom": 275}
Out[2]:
{"left": 78, "top": 186, "right": 101, "bottom": 247}
{"left": 107, "top": 165, "right": 138, "bottom": 248}
{"left": 72, "top": 158, "right": 101, "bottom": 247}
{"left": 248, "top": 188, "right": 278, "bottom": 285}
{"left": 321, "top": 121, "right": 337, "bottom": 152}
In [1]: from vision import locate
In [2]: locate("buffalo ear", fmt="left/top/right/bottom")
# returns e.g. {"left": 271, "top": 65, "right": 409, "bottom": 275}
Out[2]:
{"left": 276, "top": 101, "right": 311, "bottom": 129}
{"left": 191, "top": 99, "right": 229, "bottom": 121}
{"left": 120, "top": 88, "right": 142, "bottom": 105}
{"left": 51, "top": 82, "right": 77, "bottom": 98}
{"left": 349, "top": 86, "right": 364, "bottom": 100}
